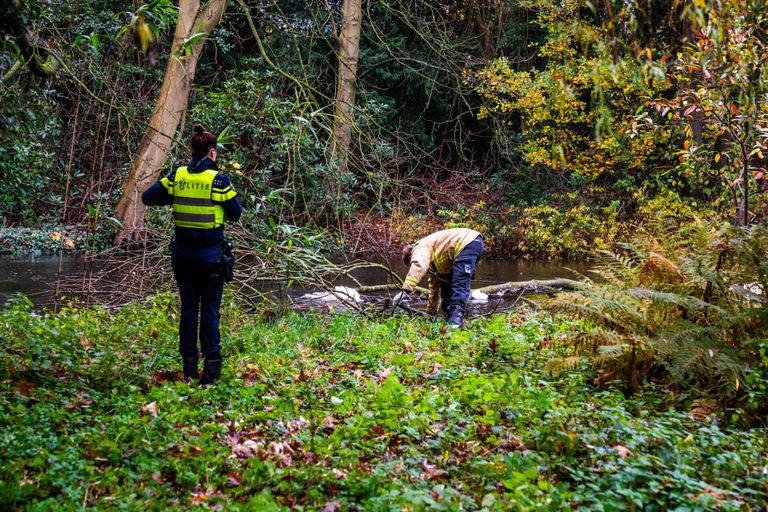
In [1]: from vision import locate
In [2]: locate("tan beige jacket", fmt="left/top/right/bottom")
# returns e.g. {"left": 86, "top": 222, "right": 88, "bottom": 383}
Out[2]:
{"left": 402, "top": 228, "right": 481, "bottom": 312}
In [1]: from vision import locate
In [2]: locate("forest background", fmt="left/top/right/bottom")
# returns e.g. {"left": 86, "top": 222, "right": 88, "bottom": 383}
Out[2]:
{"left": 2, "top": 0, "right": 766, "bottom": 259}
{"left": 3, "top": 1, "right": 768, "bottom": 509}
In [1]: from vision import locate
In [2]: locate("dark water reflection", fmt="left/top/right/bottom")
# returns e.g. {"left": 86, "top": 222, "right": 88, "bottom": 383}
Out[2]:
{"left": 0, "top": 255, "right": 589, "bottom": 312}
{"left": 0, "top": 256, "right": 90, "bottom": 306}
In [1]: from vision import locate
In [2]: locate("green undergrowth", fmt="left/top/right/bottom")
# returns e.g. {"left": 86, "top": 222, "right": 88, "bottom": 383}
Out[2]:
{"left": 0, "top": 295, "right": 766, "bottom": 510}
{"left": 0, "top": 225, "right": 110, "bottom": 256}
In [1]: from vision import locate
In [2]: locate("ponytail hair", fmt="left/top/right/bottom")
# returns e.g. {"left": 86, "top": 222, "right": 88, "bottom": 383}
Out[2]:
{"left": 190, "top": 124, "right": 217, "bottom": 158}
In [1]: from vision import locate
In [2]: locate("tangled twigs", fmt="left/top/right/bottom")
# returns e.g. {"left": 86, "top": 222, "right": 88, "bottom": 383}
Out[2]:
{"left": 393, "top": 301, "right": 431, "bottom": 317}
{"left": 53, "top": 225, "right": 410, "bottom": 310}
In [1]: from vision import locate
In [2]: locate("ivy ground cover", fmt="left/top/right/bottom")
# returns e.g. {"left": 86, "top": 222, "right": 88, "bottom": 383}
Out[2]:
{"left": 1, "top": 295, "right": 766, "bottom": 510}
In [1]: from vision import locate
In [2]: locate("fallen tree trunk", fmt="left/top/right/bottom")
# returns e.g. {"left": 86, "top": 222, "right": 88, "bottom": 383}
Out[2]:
{"left": 357, "top": 278, "right": 584, "bottom": 296}
{"left": 475, "top": 279, "right": 584, "bottom": 295}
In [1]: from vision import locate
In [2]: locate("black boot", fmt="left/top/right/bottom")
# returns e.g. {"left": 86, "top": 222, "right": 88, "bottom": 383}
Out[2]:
{"left": 182, "top": 356, "right": 199, "bottom": 381}
{"left": 199, "top": 355, "right": 222, "bottom": 385}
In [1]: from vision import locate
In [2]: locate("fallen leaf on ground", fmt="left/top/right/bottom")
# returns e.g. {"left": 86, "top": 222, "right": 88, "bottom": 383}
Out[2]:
{"left": 377, "top": 367, "right": 393, "bottom": 381}
{"left": 285, "top": 417, "right": 309, "bottom": 433}
{"left": 614, "top": 444, "right": 634, "bottom": 459}
{"left": 421, "top": 459, "right": 439, "bottom": 479}
{"left": 232, "top": 439, "right": 262, "bottom": 458}
{"left": 267, "top": 441, "right": 294, "bottom": 467}
{"left": 189, "top": 489, "right": 210, "bottom": 505}
{"left": 498, "top": 436, "right": 527, "bottom": 451}
{"left": 142, "top": 401, "right": 158, "bottom": 418}
{"left": 323, "top": 501, "right": 341, "bottom": 512}
{"left": 322, "top": 415, "right": 337, "bottom": 430}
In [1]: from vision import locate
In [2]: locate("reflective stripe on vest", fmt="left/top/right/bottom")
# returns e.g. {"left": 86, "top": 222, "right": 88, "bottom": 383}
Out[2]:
{"left": 171, "top": 166, "right": 225, "bottom": 229}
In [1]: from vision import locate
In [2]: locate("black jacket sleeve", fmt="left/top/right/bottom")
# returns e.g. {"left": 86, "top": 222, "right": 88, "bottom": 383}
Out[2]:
{"left": 224, "top": 196, "right": 242, "bottom": 222}
{"left": 141, "top": 181, "right": 173, "bottom": 206}
{"left": 141, "top": 169, "right": 176, "bottom": 206}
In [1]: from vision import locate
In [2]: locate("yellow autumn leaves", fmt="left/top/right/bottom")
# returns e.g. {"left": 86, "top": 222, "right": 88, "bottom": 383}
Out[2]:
{"left": 223, "top": 161, "right": 243, "bottom": 176}
{"left": 49, "top": 231, "right": 76, "bottom": 249}
{"left": 131, "top": 15, "right": 154, "bottom": 54}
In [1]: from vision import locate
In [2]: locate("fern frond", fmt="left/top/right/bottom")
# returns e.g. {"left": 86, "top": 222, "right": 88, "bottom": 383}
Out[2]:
{"left": 656, "top": 327, "right": 745, "bottom": 395}
{"left": 596, "top": 343, "right": 629, "bottom": 358}
{"left": 553, "top": 296, "right": 645, "bottom": 334}
{"left": 550, "top": 219, "right": 765, "bottom": 402}
{"left": 567, "top": 331, "right": 614, "bottom": 352}
{"left": 588, "top": 249, "right": 641, "bottom": 286}
{"left": 627, "top": 288, "right": 731, "bottom": 317}
{"left": 655, "top": 324, "right": 721, "bottom": 352}
{"left": 543, "top": 356, "right": 584, "bottom": 377}
{"left": 638, "top": 252, "right": 684, "bottom": 285}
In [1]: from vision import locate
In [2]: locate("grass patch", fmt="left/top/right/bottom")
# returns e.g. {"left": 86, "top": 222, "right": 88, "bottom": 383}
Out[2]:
{"left": 1, "top": 295, "right": 766, "bottom": 510}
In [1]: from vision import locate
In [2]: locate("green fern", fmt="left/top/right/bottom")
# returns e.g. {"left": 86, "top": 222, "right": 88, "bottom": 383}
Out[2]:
{"left": 587, "top": 248, "right": 642, "bottom": 287}
{"left": 543, "top": 355, "right": 584, "bottom": 377}
{"left": 550, "top": 216, "right": 768, "bottom": 403}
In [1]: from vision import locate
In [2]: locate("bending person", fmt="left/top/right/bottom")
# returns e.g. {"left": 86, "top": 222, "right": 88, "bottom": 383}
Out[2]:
{"left": 397, "top": 228, "right": 484, "bottom": 329}
{"left": 141, "top": 124, "right": 241, "bottom": 384}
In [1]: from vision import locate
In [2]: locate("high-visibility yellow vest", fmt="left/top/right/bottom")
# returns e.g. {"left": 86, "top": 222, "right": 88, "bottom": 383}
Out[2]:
{"left": 161, "top": 166, "right": 230, "bottom": 229}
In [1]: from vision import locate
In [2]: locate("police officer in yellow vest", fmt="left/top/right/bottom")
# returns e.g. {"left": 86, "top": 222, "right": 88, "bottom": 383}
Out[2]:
{"left": 142, "top": 124, "right": 241, "bottom": 384}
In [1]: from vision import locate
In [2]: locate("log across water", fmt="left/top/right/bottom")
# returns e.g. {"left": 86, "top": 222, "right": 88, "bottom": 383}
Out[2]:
{"left": 356, "top": 278, "right": 583, "bottom": 295}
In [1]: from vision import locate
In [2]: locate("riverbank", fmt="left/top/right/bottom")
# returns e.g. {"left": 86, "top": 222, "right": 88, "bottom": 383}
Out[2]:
{"left": 0, "top": 189, "right": 719, "bottom": 262}
{"left": 0, "top": 225, "right": 105, "bottom": 256}
{"left": 2, "top": 296, "right": 765, "bottom": 509}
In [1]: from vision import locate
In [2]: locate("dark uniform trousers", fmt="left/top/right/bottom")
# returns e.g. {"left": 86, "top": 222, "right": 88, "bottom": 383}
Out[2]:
{"left": 438, "top": 236, "right": 485, "bottom": 324}
{"left": 171, "top": 243, "right": 223, "bottom": 358}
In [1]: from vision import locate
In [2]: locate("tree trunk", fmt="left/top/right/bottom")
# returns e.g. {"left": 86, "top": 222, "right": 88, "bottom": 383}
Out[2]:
{"left": 328, "top": 0, "right": 362, "bottom": 212}
{"left": 114, "top": 0, "right": 227, "bottom": 244}
{"left": 475, "top": 278, "right": 584, "bottom": 295}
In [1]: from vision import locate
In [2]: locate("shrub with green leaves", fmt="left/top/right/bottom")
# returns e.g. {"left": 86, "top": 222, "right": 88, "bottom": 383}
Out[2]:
{"left": 511, "top": 202, "right": 626, "bottom": 259}
{"left": 0, "top": 225, "right": 89, "bottom": 255}
{"left": 0, "top": 89, "right": 62, "bottom": 225}
{"left": 188, "top": 68, "right": 331, "bottom": 223}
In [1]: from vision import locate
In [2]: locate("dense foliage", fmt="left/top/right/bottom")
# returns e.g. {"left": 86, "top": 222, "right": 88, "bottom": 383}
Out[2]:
{"left": 552, "top": 219, "right": 768, "bottom": 420}
{"left": 1, "top": 0, "right": 765, "bottom": 256}
{"left": 2, "top": 2, "right": 767, "bottom": 508}
{"left": 1, "top": 297, "right": 766, "bottom": 510}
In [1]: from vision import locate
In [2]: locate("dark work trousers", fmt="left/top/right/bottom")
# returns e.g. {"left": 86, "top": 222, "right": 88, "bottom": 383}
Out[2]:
{"left": 171, "top": 243, "right": 224, "bottom": 358}
{"left": 438, "top": 236, "right": 484, "bottom": 324}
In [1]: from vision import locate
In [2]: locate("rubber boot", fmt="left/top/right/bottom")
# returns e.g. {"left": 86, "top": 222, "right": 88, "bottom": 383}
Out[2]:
{"left": 446, "top": 308, "right": 464, "bottom": 330}
{"left": 199, "top": 355, "right": 222, "bottom": 385}
{"left": 182, "top": 356, "right": 199, "bottom": 381}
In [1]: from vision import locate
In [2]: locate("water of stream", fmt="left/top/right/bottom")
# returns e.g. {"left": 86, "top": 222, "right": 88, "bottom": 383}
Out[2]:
{"left": 0, "top": 255, "right": 589, "bottom": 313}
